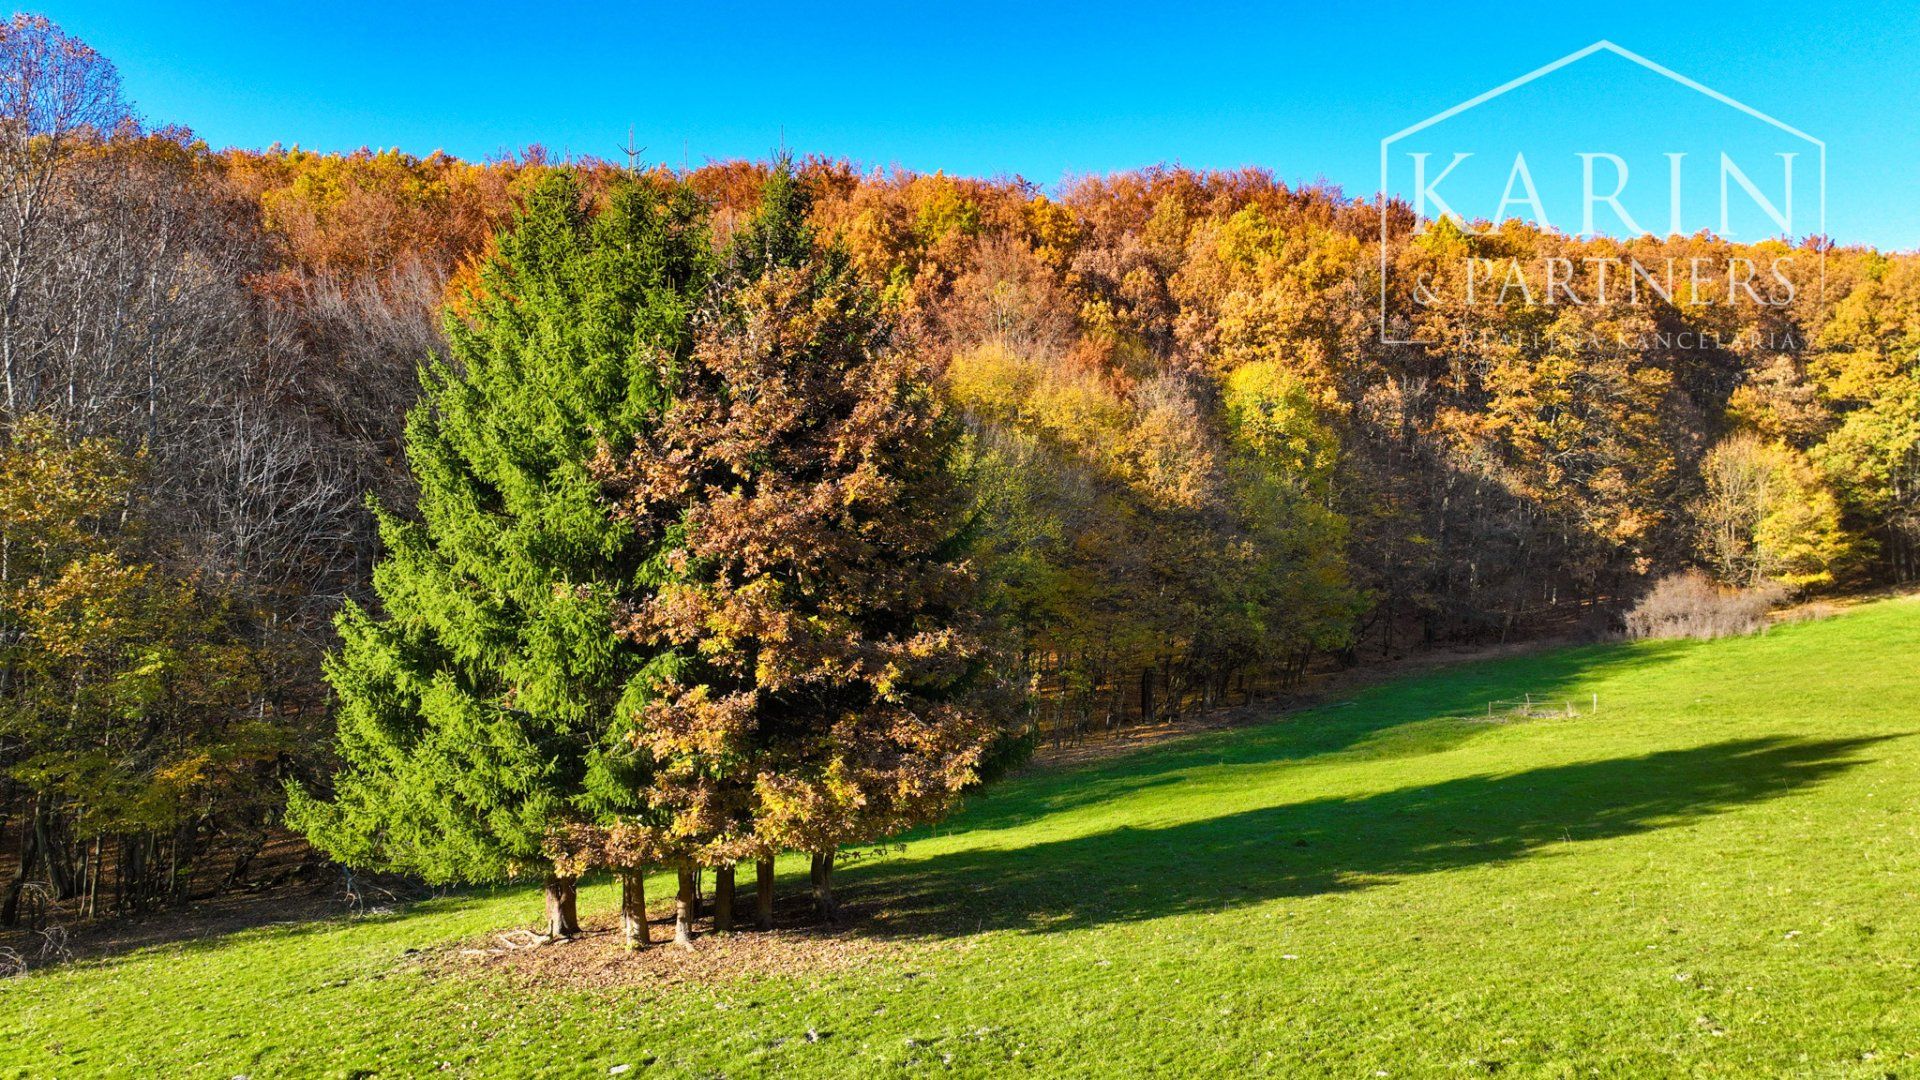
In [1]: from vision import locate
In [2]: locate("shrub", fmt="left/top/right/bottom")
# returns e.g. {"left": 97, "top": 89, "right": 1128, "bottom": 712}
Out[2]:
{"left": 1623, "top": 571, "right": 1787, "bottom": 641}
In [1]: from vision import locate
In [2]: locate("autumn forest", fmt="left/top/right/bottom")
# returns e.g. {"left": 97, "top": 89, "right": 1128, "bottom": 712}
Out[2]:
{"left": 2, "top": 12, "right": 1918, "bottom": 950}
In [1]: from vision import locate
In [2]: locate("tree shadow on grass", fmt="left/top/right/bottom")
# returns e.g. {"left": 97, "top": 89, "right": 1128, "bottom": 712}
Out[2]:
{"left": 848, "top": 734, "right": 1895, "bottom": 938}
{"left": 1, "top": 883, "right": 525, "bottom": 976}
{"left": 950, "top": 639, "right": 1686, "bottom": 835}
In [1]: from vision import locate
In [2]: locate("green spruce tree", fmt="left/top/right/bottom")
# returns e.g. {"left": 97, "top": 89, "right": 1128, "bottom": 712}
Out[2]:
{"left": 288, "top": 172, "right": 708, "bottom": 936}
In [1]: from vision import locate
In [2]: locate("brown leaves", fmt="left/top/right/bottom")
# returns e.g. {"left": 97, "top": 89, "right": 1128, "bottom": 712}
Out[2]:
{"left": 591, "top": 184, "right": 1011, "bottom": 865}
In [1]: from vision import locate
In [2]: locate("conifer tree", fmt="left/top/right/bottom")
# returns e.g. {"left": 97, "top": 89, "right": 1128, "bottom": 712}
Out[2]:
{"left": 288, "top": 173, "right": 707, "bottom": 937}
{"left": 594, "top": 166, "right": 1011, "bottom": 930}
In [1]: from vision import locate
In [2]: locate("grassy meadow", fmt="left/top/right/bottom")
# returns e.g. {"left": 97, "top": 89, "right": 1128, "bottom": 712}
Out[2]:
{"left": 4, "top": 597, "right": 1920, "bottom": 1077}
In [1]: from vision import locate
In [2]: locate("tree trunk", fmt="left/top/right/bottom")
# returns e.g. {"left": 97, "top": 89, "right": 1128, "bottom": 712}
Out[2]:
{"left": 543, "top": 875, "right": 580, "bottom": 939}
{"left": 618, "top": 868, "right": 649, "bottom": 950}
{"left": 42, "top": 812, "right": 74, "bottom": 901}
{"left": 85, "top": 837, "right": 101, "bottom": 918}
{"left": 673, "top": 865, "right": 696, "bottom": 948}
{"left": 713, "top": 865, "right": 735, "bottom": 933}
{"left": 168, "top": 824, "right": 185, "bottom": 901}
{"left": 120, "top": 836, "right": 143, "bottom": 913}
{"left": 1, "top": 795, "right": 42, "bottom": 927}
{"left": 810, "top": 850, "right": 839, "bottom": 924}
{"left": 222, "top": 831, "right": 267, "bottom": 890}
{"left": 755, "top": 857, "right": 775, "bottom": 930}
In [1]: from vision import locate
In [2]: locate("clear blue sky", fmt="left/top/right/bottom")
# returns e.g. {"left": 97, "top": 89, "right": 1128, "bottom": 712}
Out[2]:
{"left": 32, "top": 1, "right": 1920, "bottom": 249}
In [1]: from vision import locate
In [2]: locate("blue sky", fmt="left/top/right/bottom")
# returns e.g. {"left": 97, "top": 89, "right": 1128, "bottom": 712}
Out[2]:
{"left": 34, "top": 1, "right": 1920, "bottom": 249}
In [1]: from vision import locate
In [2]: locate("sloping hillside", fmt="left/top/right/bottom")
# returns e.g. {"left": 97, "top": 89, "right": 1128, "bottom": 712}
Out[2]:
{"left": 5, "top": 598, "right": 1919, "bottom": 1077}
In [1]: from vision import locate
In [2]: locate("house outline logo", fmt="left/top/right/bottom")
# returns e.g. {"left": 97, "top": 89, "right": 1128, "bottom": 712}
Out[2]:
{"left": 1376, "top": 40, "right": 1827, "bottom": 346}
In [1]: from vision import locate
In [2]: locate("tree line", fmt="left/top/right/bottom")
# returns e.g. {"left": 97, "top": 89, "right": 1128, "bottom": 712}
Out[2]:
{"left": 2, "top": 14, "right": 1916, "bottom": 931}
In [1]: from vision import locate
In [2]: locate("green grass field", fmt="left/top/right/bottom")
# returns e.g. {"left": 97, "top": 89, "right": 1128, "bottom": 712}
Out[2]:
{"left": 6, "top": 597, "right": 1920, "bottom": 1078}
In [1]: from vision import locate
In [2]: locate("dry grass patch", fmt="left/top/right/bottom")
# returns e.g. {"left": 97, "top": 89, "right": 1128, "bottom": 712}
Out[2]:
{"left": 431, "top": 910, "right": 897, "bottom": 991}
